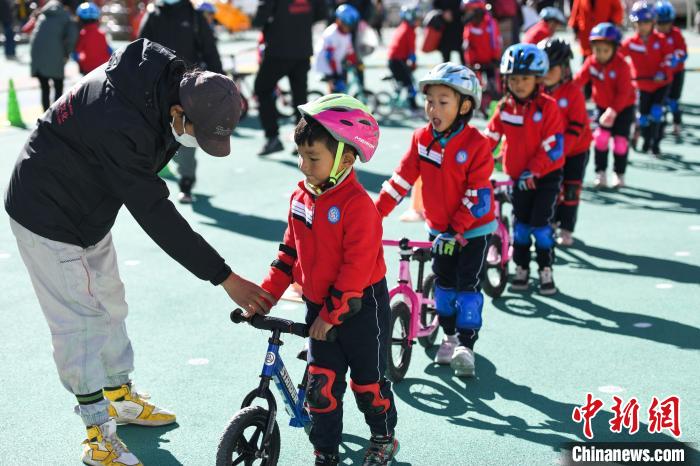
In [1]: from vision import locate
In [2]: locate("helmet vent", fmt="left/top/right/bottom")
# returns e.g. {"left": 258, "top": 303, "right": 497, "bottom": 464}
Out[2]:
{"left": 358, "top": 119, "right": 372, "bottom": 126}
{"left": 340, "top": 119, "right": 354, "bottom": 126}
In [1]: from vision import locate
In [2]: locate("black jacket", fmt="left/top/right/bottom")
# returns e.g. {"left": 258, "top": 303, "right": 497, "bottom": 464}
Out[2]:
{"left": 5, "top": 39, "right": 232, "bottom": 285}
{"left": 253, "top": 0, "right": 326, "bottom": 59}
{"left": 138, "top": 0, "right": 222, "bottom": 73}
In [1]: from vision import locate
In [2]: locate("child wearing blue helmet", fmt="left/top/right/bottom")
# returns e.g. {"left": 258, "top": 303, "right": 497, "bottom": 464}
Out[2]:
{"left": 315, "top": 4, "right": 360, "bottom": 93}
{"left": 486, "top": 43, "right": 565, "bottom": 295}
{"left": 74, "top": 2, "right": 112, "bottom": 75}
{"left": 654, "top": 0, "right": 687, "bottom": 136}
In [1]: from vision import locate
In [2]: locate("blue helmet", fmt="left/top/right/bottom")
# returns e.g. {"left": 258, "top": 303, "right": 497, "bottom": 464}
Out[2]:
{"left": 654, "top": 0, "right": 675, "bottom": 22}
{"left": 76, "top": 2, "right": 100, "bottom": 21}
{"left": 629, "top": 1, "right": 656, "bottom": 22}
{"left": 500, "top": 43, "right": 549, "bottom": 76}
{"left": 539, "top": 6, "right": 566, "bottom": 24}
{"left": 335, "top": 4, "right": 360, "bottom": 27}
{"left": 196, "top": 1, "right": 216, "bottom": 13}
{"left": 589, "top": 22, "right": 622, "bottom": 44}
{"left": 400, "top": 5, "right": 418, "bottom": 22}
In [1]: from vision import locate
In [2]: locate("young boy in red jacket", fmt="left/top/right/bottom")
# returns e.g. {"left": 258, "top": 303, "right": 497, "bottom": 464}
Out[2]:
{"left": 539, "top": 38, "right": 592, "bottom": 247}
{"left": 387, "top": 6, "right": 419, "bottom": 110}
{"left": 620, "top": 1, "right": 672, "bottom": 156}
{"left": 654, "top": 0, "right": 687, "bottom": 136}
{"left": 375, "top": 63, "right": 496, "bottom": 377}
{"left": 462, "top": 0, "right": 501, "bottom": 94}
{"left": 523, "top": 7, "right": 567, "bottom": 45}
{"left": 74, "top": 2, "right": 112, "bottom": 75}
{"left": 574, "top": 23, "right": 636, "bottom": 188}
{"left": 258, "top": 94, "right": 398, "bottom": 466}
{"left": 486, "top": 44, "right": 564, "bottom": 294}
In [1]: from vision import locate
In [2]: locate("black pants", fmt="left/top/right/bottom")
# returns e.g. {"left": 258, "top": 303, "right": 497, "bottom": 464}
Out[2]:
{"left": 388, "top": 59, "right": 414, "bottom": 92}
{"left": 555, "top": 152, "right": 588, "bottom": 232}
{"left": 512, "top": 170, "right": 562, "bottom": 269}
{"left": 667, "top": 70, "right": 684, "bottom": 124}
{"left": 254, "top": 56, "right": 310, "bottom": 139}
{"left": 595, "top": 104, "right": 635, "bottom": 174}
{"left": 430, "top": 234, "right": 490, "bottom": 349}
{"left": 306, "top": 279, "right": 397, "bottom": 454}
{"left": 37, "top": 75, "right": 64, "bottom": 111}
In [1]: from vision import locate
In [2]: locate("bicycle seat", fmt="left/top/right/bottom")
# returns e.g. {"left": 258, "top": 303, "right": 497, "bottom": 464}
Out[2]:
{"left": 412, "top": 247, "right": 432, "bottom": 263}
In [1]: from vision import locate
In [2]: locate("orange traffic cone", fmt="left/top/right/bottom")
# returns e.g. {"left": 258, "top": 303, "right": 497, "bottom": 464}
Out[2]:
{"left": 7, "top": 79, "right": 26, "bottom": 128}
{"left": 399, "top": 177, "right": 425, "bottom": 222}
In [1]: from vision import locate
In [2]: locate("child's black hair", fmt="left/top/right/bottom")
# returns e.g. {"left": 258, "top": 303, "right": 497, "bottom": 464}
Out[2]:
{"left": 294, "top": 116, "right": 357, "bottom": 156}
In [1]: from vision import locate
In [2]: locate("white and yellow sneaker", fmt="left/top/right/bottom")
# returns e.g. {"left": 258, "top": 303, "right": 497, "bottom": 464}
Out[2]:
{"left": 82, "top": 419, "right": 142, "bottom": 466}
{"left": 105, "top": 384, "right": 176, "bottom": 427}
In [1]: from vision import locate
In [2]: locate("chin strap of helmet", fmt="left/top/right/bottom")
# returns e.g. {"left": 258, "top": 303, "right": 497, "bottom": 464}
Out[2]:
{"left": 317, "top": 141, "right": 348, "bottom": 193}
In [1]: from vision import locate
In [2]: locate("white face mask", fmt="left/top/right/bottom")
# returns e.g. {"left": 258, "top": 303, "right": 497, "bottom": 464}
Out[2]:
{"left": 171, "top": 114, "right": 199, "bottom": 148}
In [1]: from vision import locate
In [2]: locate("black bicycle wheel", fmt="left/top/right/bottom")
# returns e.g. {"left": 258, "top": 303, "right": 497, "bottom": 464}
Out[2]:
{"left": 353, "top": 89, "right": 379, "bottom": 116}
{"left": 216, "top": 406, "right": 281, "bottom": 466}
{"left": 276, "top": 90, "right": 295, "bottom": 118}
{"left": 386, "top": 301, "right": 412, "bottom": 383}
{"left": 481, "top": 234, "right": 508, "bottom": 298}
{"left": 418, "top": 273, "right": 439, "bottom": 349}
{"left": 374, "top": 91, "right": 394, "bottom": 118}
{"left": 306, "top": 90, "right": 324, "bottom": 102}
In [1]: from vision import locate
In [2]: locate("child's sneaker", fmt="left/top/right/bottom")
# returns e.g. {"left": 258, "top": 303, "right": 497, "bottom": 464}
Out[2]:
{"left": 510, "top": 266, "right": 530, "bottom": 291}
{"left": 82, "top": 419, "right": 142, "bottom": 466}
{"left": 538, "top": 267, "right": 557, "bottom": 296}
{"left": 594, "top": 171, "right": 607, "bottom": 189}
{"left": 556, "top": 229, "right": 574, "bottom": 247}
{"left": 450, "top": 346, "right": 475, "bottom": 377}
{"left": 105, "top": 384, "right": 176, "bottom": 426}
{"left": 611, "top": 173, "right": 625, "bottom": 189}
{"left": 362, "top": 435, "right": 399, "bottom": 466}
{"left": 434, "top": 334, "right": 458, "bottom": 364}
{"left": 314, "top": 450, "right": 340, "bottom": 465}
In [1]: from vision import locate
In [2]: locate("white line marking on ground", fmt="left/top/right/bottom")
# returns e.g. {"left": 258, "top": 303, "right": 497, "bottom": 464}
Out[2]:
{"left": 689, "top": 225, "right": 700, "bottom": 231}
{"left": 655, "top": 283, "right": 673, "bottom": 289}
{"left": 0, "top": 252, "right": 10, "bottom": 259}
{"left": 188, "top": 358, "right": 209, "bottom": 365}
{"left": 634, "top": 322, "right": 652, "bottom": 328}
{"left": 598, "top": 385, "right": 625, "bottom": 393}
{"left": 124, "top": 260, "right": 140, "bottom": 266}
{"left": 674, "top": 251, "right": 691, "bottom": 257}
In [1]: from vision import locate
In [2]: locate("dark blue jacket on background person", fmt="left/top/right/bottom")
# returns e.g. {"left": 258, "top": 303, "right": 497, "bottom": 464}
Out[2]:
{"left": 5, "top": 39, "right": 233, "bottom": 285}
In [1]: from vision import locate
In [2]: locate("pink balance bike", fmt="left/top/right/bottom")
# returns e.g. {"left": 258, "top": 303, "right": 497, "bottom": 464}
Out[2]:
{"left": 481, "top": 179, "right": 514, "bottom": 298}
{"left": 382, "top": 238, "right": 441, "bottom": 383}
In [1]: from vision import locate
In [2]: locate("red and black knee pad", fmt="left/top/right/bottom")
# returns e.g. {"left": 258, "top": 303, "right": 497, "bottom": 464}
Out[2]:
{"left": 350, "top": 379, "right": 391, "bottom": 416}
{"left": 306, "top": 365, "right": 339, "bottom": 414}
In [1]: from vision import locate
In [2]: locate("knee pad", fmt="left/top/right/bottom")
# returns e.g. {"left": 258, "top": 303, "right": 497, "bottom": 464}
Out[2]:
{"left": 562, "top": 181, "right": 582, "bottom": 206}
{"left": 307, "top": 365, "right": 338, "bottom": 414}
{"left": 638, "top": 114, "right": 650, "bottom": 127}
{"left": 613, "top": 136, "right": 629, "bottom": 156}
{"left": 650, "top": 104, "right": 664, "bottom": 123}
{"left": 350, "top": 380, "right": 391, "bottom": 416}
{"left": 593, "top": 127, "right": 611, "bottom": 151}
{"left": 455, "top": 291, "right": 484, "bottom": 330}
{"left": 434, "top": 284, "right": 457, "bottom": 317}
{"left": 668, "top": 99, "right": 679, "bottom": 114}
{"left": 513, "top": 222, "right": 532, "bottom": 246}
{"left": 532, "top": 225, "right": 555, "bottom": 250}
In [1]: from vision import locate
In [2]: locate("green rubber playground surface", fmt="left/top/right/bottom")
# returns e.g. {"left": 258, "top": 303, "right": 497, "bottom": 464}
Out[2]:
{"left": 0, "top": 30, "right": 699, "bottom": 465}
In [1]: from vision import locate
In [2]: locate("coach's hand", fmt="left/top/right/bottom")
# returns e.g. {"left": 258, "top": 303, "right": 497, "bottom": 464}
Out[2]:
{"left": 222, "top": 272, "right": 274, "bottom": 317}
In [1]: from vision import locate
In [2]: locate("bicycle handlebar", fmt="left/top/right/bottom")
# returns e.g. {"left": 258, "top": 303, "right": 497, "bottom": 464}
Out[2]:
{"left": 230, "top": 309, "right": 337, "bottom": 342}
{"left": 382, "top": 238, "right": 433, "bottom": 249}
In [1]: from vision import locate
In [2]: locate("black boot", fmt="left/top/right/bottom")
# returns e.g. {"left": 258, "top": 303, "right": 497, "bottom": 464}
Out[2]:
{"left": 650, "top": 122, "right": 662, "bottom": 156}
{"left": 640, "top": 125, "right": 652, "bottom": 153}
{"left": 314, "top": 451, "right": 340, "bottom": 465}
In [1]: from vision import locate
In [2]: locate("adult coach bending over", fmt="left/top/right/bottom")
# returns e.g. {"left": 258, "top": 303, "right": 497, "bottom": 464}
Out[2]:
{"left": 4, "top": 39, "right": 272, "bottom": 466}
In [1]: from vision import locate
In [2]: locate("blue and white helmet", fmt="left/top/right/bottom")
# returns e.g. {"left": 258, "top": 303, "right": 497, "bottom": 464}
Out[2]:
{"left": 500, "top": 43, "right": 549, "bottom": 77}
{"left": 629, "top": 1, "right": 656, "bottom": 22}
{"left": 539, "top": 6, "right": 566, "bottom": 24}
{"left": 654, "top": 0, "right": 675, "bottom": 22}
{"left": 400, "top": 5, "right": 418, "bottom": 22}
{"left": 335, "top": 4, "right": 360, "bottom": 27}
{"left": 419, "top": 62, "right": 482, "bottom": 110}
{"left": 76, "top": 2, "right": 100, "bottom": 20}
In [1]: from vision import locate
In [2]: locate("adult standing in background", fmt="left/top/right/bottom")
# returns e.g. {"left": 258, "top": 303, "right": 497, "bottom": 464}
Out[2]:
{"left": 433, "top": 0, "right": 465, "bottom": 64}
{"left": 253, "top": 0, "right": 326, "bottom": 156}
{"left": 29, "top": 0, "right": 78, "bottom": 110}
{"left": 139, "top": 0, "right": 223, "bottom": 203}
{"left": 1, "top": 0, "right": 17, "bottom": 59}
{"left": 569, "top": 0, "right": 623, "bottom": 57}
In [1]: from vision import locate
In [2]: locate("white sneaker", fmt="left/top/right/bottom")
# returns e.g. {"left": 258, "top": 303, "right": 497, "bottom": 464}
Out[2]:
{"left": 611, "top": 173, "right": 625, "bottom": 189}
{"left": 82, "top": 419, "right": 142, "bottom": 466}
{"left": 510, "top": 266, "right": 530, "bottom": 291}
{"left": 556, "top": 229, "right": 574, "bottom": 247}
{"left": 450, "top": 346, "right": 475, "bottom": 377}
{"left": 594, "top": 171, "right": 607, "bottom": 188}
{"left": 434, "top": 334, "right": 458, "bottom": 364}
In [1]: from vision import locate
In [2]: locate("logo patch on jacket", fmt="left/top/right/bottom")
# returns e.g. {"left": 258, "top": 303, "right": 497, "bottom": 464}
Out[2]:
{"left": 533, "top": 111, "right": 543, "bottom": 123}
{"left": 558, "top": 98, "right": 568, "bottom": 108}
{"left": 327, "top": 206, "right": 341, "bottom": 224}
{"left": 609, "top": 70, "right": 616, "bottom": 79}
{"left": 456, "top": 150, "right": 468, "bottom": 164}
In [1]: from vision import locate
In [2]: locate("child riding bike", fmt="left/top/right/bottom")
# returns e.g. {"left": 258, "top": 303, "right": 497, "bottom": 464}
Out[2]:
{"left": 315, "top": 4, "right": 361, "bottom": 93}
{"left": 387, "top": 6, "right": 420, "bottom": 110}
{"left": 257, "top": 94, "right": 398, "bottom": 466}
{"left": 485, "top": 44, "right": 565, "bottom": 295}
{"left": 375, "top": 62, "right": 496, "bottom": 378}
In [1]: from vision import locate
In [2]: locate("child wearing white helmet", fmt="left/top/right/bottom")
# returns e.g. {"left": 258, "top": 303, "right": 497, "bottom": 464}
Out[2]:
{"left": 259, "top": 94, "right": 399, "bottom": 466}
{"left": 376, "top": 63, "right": 497, "bottom": 377}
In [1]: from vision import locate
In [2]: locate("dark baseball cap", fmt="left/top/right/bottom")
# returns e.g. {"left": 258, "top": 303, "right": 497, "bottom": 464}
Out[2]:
{"left": 179, "top": 71, "right": 241, "bottom": 157}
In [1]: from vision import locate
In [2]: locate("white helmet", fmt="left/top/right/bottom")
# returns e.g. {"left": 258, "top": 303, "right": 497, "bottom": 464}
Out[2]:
{"left": 418, "top": 62, "right": 482, "bottom": 110}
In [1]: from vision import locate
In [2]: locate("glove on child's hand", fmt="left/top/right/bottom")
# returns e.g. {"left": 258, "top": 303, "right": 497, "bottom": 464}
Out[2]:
{"left": 517, "top": 170, "right": 537, "bottom": 191}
